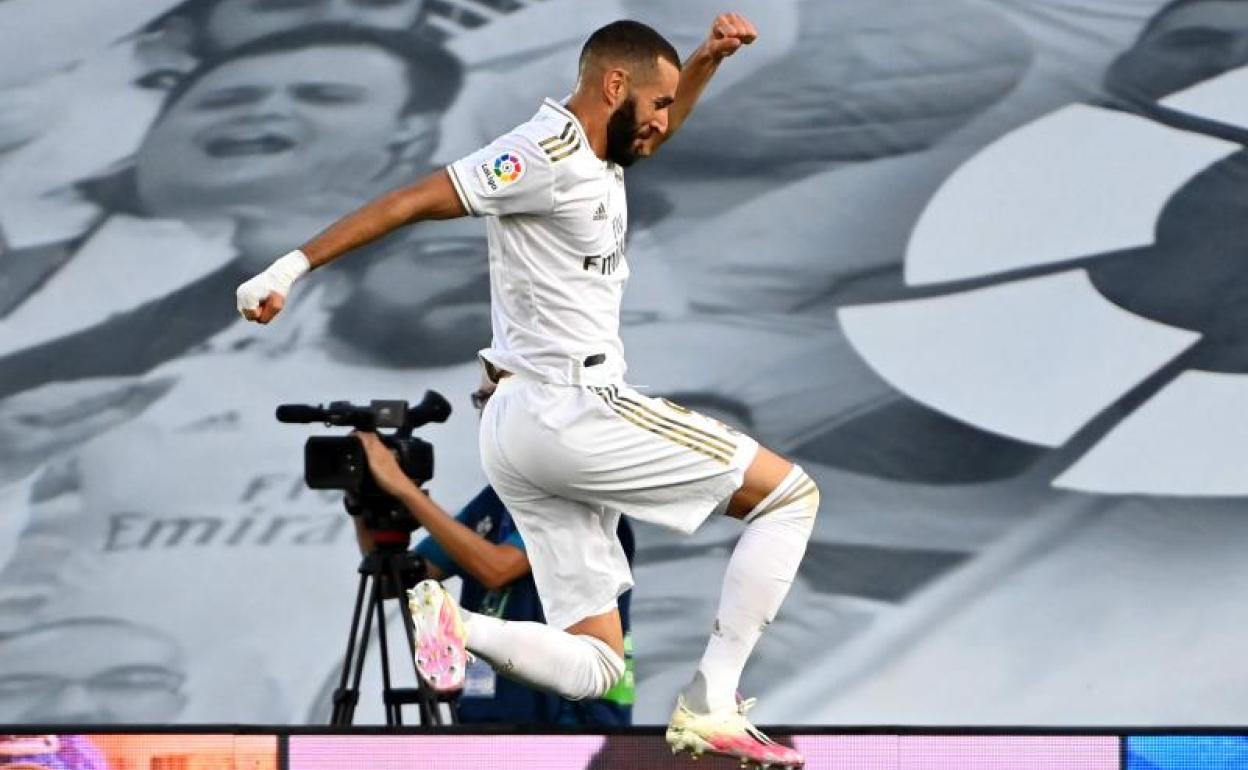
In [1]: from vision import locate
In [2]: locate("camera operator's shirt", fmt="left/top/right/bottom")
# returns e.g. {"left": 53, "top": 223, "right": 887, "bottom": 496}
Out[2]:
{"left": 447, "top": 99, "right": 629, "bottom": 387}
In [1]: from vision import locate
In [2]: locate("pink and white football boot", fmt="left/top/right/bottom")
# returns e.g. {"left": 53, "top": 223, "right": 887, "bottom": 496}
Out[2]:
{"left": 666, "top": 694, "right": 804, "bottom": 769}
{"left": 406, "top": 579, "right": 470, "bottom": 693}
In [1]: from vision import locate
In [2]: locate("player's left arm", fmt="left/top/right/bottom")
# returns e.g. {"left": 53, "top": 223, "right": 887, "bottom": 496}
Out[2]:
{"left": 662, "top": 12, "right": 758, "bottom": 144}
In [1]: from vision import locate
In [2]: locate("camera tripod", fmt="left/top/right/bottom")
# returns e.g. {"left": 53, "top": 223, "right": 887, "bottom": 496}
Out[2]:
{"left": 330, "top": 535, "right": 457, "bottom": 726}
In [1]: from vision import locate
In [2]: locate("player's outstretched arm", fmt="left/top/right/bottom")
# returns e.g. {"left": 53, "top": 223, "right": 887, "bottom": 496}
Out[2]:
{"left": 663, "top": 12, "right": 758, "bottom": 144}
{"left": 236, "top": 169, "right": 467, "bottom": 324}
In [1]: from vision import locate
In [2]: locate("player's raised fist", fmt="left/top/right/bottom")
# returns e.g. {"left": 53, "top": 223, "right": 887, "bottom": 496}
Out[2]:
{"left": 706, "top": 13, "right": 758, "bottom": 61}
{"left": 235, "top": 249, "right": 310, "bottom": 324}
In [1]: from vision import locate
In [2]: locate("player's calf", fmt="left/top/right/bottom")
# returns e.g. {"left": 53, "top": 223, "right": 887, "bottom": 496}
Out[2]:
{"left": 687, "top": 465, "right": 819, "bottom": 715}
{"left": 451, "top": 603, "right": 626, "bottom": 700}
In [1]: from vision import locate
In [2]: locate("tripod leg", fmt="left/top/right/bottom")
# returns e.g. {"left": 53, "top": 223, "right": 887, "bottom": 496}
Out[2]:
{"left": 330, "top": 570, "right": 372, "bottom": 726}
{"left": 343, "top": 572, "right": 380, "bottom": 725}
{"left": 373, "top": 586, "right": 401, "bottom": 726}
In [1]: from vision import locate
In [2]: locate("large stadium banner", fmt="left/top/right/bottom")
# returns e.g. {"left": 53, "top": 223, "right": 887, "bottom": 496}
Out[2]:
{"left": 1, "top": 0, "right": 1246, "bottom": 725}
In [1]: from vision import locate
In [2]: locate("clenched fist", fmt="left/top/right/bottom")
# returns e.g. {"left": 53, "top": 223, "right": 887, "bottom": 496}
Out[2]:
{"left": 236, "top": 249, "right": 310, "bottom": 324}
{"left": 706, "top": 12, "right": 758, "bottom": 61}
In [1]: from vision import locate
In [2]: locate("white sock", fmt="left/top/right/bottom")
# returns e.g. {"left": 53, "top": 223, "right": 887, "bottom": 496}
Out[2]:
{"left": 685, "top": 465, "right": 819, "bottom": 713}
{"left": 462, "top": 612, "right": 624, "bottom": 701}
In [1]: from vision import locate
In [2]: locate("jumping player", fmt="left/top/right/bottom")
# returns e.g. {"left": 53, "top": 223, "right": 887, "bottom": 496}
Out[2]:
{"left": 237, "top": 15, "right": 816, "bottom": 767}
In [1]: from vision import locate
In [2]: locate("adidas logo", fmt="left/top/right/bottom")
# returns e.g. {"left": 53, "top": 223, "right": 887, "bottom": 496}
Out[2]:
{"left": 592, "top": 202, "right": 608, "bottom": 221}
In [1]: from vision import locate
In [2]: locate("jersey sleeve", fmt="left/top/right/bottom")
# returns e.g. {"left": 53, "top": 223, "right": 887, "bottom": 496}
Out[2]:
{"left": 446, "top": 130, "right": 555, "bottom": 218}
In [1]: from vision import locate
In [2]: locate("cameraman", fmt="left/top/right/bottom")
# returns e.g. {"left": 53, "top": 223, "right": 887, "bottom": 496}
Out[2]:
{"left": 350, "top": 381, "right": 635, "bottom": 726}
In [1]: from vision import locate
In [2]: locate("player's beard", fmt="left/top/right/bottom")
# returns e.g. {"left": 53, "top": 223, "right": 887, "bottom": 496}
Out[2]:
{"left": 605, "top": 96, "right": 642, "bottom": 167}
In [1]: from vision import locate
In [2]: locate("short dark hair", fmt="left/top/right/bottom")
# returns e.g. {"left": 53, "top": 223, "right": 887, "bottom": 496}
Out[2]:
{"left": 160, "top": 25, "right": 462, "bottom": 117}
{"left": 579, "top": 19, "right": 681, "bottom": 80}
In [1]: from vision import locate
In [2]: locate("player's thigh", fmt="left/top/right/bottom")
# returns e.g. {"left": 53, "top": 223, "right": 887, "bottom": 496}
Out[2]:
{"left": 575, "top": 385, "right": 764, "bottom": 533}
{"left": 491, "top": 483, "right": 633, "bottom": 633}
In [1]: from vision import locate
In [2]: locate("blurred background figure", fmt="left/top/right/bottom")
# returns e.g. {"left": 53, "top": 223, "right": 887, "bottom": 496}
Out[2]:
{"left": 2, "top": 0, "right": 1247, "bottom": 727}
{"left": 153, "top": 0, "right": 432, "bottom": 57}
{"left": 0, "top": 0, "right": 437, "bottom": 252}
{"left": 0, "top": 26, "right": 464, "bottom": 398}
{"left": 0, "top": 618, "right": 187, "bottom": 724}
{"left": 1104, "top": 0, "right": 1248, "bottom": 112}
{"left": 0, "top": 378, "right": 175, "bottom": 490}
{"left": 0, "top": 377, "right": 176, "bottom": 624}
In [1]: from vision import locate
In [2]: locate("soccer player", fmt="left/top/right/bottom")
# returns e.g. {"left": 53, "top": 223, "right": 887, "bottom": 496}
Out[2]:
{"left": 237, "top": 15, "right": 815, "bottom": 767}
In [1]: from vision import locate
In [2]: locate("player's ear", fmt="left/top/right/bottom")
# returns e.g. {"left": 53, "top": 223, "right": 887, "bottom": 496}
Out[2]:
{"left": 392, "top": 113, "right": 440, "bottom": 166}
{"left": 602, "top": 67, "right": 628, "bottom": 109}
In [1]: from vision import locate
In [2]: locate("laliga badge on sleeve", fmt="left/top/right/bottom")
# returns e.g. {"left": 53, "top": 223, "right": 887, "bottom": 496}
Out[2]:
{"left": 474, "top": 150, "right": 525, "bottom": 196}
{"left": 462, "top": 656, "right": 497, "bottom": 698}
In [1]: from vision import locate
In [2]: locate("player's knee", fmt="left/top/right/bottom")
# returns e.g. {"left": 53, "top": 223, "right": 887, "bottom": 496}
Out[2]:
{"left": 569, "top": 635, "right": 626, "bottom": 700}
{"left": 746, "top": 465, "right": 819, "bottom": 534}
{"left": 790, "top": 470, "right": 819, "bottom": 535}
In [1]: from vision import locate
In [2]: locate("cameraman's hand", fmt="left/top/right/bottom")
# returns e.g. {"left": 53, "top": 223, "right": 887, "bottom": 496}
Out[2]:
{"left": 353, "top": 431, "right": 416, "bottom": 499}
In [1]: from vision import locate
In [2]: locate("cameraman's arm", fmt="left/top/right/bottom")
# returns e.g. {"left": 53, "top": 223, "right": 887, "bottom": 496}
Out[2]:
{"left": 397, "top": 485, "right": 528, "bottom": 591}
{"left": 355, "top": 432, "right": 528, "bottom": 590}
{"left": 350, "top": 514, "right": 374, "bottom": 557}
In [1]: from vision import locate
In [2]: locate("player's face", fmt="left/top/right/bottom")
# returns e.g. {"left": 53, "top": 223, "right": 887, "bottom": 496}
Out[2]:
{"left": 0, "top": 623, "right": 186, "bottom": 723}
{"left": 606, "top": 57, "right": 679, "bottom": 166}
{"left": 135, "top": 46, "right": 410, "bottom": 219}
{"left": 1105, "top": 0, "right": 1248, "bottom": 105}
{"left": 470, "top": 382, "right": 496, "bottom": 413}
{"left": 203, "top": 0, "right": 427, "bottom": 51}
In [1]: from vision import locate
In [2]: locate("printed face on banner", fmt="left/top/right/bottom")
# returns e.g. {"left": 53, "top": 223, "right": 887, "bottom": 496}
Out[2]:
{"left": 1105, "top": 0, "right": 1248, "bottom": 106}
{"left": 0, "top": 621, "right": 186, "bottom": 723}
{"left": 136, "top": 47, "right": 410, "bottom": 217}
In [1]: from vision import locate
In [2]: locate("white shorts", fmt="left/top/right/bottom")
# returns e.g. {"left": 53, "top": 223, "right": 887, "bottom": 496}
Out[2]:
{"left": 479, "top": 375, "right": 759, "bottom": 630}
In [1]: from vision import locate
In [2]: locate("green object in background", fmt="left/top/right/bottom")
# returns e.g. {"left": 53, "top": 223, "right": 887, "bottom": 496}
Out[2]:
{"left": 601, "top": 633, "right": 635, "bottom": 706}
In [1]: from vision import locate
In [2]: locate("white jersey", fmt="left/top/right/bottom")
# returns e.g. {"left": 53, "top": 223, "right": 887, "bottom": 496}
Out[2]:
{"left": 447, "top": 99, "right": 629, "bottom": 386}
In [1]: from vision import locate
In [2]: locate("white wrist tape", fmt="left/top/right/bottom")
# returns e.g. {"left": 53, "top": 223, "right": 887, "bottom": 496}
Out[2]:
{"left": 235, "top": 249, "right": 310, "bottom": 315}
